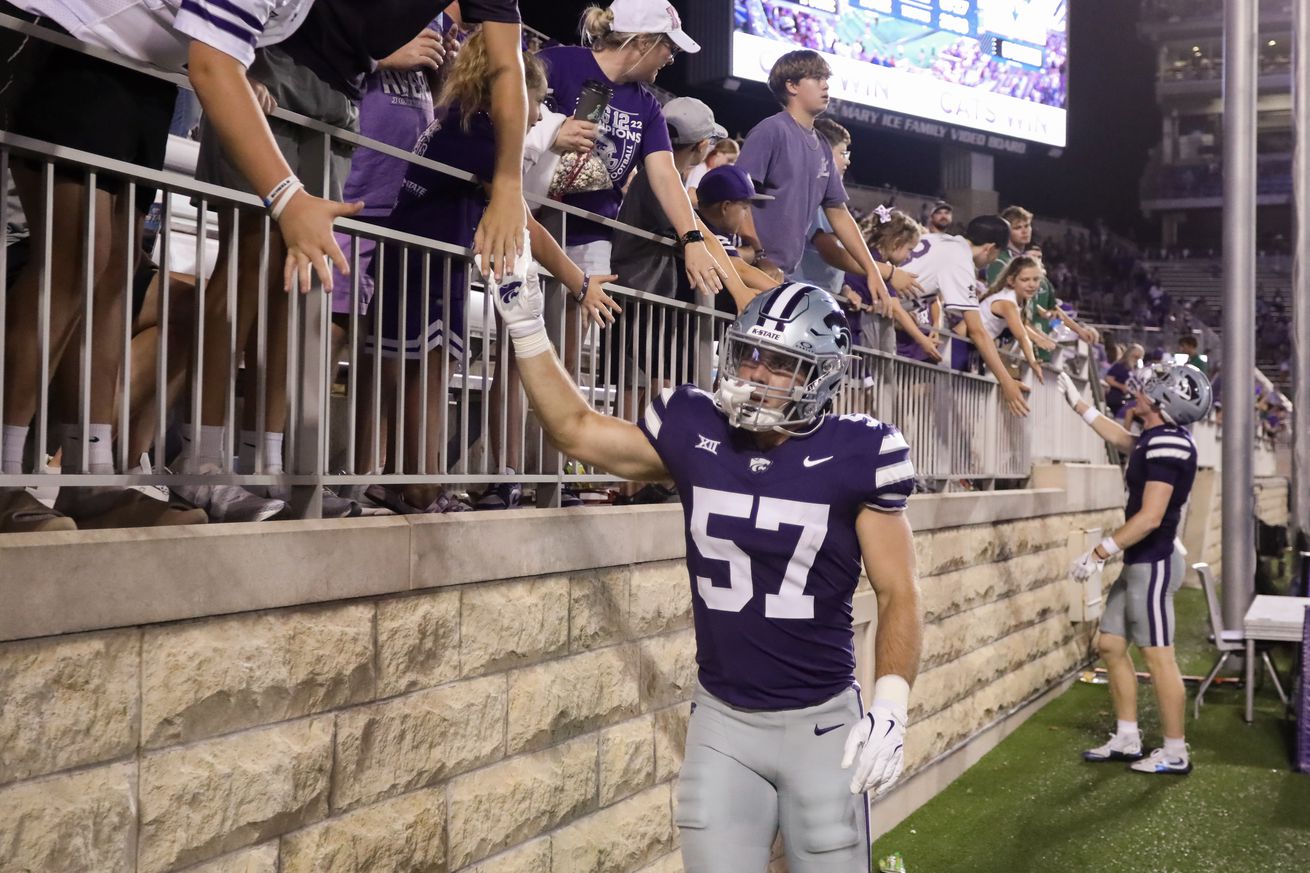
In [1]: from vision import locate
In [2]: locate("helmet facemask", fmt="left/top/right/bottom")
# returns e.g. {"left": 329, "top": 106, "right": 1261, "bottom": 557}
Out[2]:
{"left": 715, "top": 331, "right": 845, "bottom": 432}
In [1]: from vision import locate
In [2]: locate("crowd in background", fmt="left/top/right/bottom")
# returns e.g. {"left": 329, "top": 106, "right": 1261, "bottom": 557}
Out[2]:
{"left": 0, "top": 0, "right": 1287, "bottom": 534}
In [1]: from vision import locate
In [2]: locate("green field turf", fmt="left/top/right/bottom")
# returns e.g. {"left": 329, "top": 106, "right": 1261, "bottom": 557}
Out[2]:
{"left": 875, "top": 586, "right": 1310, "bottom": 873}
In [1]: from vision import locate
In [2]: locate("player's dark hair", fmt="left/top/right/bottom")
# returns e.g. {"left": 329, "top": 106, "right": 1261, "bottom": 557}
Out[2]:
{"left": 1179, "top": 334, "right": 1199, "bottom": 350}
{"left": 767, "top": 50, "right": 831, "bottom": 105}
{"left": 965, "top": 215, "right": 1011, "bottom": 249}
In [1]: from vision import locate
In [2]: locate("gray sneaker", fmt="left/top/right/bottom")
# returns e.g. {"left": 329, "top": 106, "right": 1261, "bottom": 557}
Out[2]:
{"left": 265, "top": 485, "right": 361, "bottom": 519}
{"left": 172, "top": 466, "right": 285, "bottom": 522}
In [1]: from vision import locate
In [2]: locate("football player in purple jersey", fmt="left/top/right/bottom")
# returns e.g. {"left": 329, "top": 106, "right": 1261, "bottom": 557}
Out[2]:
{"left": 493, "top": 265, "right": 922, "bottom": 872}
{"left": 1059, "top": 363, "right": 1212, "bottom": 776}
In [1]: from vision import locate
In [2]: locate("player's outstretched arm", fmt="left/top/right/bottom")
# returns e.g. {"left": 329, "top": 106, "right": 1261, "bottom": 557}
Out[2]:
{"left": 488, "top": 244, "right": 669, "bottom": 482}
{"left": 1056, "top": 372, "right": 1136, "bottom": 453}
{"left": 841, "top": 506, "right": 922, "bottom": 797}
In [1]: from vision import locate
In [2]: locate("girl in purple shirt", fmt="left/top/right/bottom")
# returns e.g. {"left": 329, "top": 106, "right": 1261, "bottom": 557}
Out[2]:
{"left": 363, "top": 35, "right": 619, "bottom": 512}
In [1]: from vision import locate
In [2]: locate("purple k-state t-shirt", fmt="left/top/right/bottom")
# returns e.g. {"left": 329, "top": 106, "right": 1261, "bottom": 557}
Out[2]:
{"left": 736, "top": 111, "right": 848, "bottom": 277}
{"left": 537, "top": 45, "right": 673, "bottom": 245}
{"left": 345, "top": 51, "right": 439, "bottom": 217}
{"left": 638, "top": 385, "right": 916, "bottom": 710}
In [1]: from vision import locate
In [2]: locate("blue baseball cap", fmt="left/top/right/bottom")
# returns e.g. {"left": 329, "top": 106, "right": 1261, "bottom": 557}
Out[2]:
{"left": 696, "top": 165, "right": 774, "bottom": 206}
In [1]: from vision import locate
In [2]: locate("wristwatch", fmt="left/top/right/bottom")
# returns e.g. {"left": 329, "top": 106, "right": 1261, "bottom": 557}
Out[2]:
{"left": 679, "top": 230, "right": 705, "bottom": 247}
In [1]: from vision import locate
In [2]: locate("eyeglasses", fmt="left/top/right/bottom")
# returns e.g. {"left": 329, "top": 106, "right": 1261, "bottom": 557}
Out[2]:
{"left": 661, "top": 36, "right": 683, "bottom": 56}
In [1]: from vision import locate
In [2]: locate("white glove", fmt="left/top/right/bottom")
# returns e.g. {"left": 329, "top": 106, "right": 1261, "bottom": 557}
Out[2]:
{"left": 1057, "top": 371, "right": 1081, "bottom": 410}
{"left": 485, "top": 230, "right": 549, "bottom": 357}
{"left": 841, "top": 701, "right": 907, "bottom": 796}
{"left": 1070, "top": 548, "right": 1104, "bottom": 581}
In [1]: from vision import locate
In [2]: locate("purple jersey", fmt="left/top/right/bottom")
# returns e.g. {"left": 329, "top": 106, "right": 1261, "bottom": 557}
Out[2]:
{"left": 1124, "top": 425, "right": 1197, "bottom": 563}
{"left": 638, "top": 386, "right": 915, "bottom": 710}
{"left": 538, "top": 45, "right": 672, "bottom": 245}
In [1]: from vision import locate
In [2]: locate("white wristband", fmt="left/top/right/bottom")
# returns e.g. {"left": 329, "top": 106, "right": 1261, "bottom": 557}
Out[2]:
{"left": 1098, "top": 535, "right": 1121, "bottom": 557}
{"left": 872, "top": 675, "right": 911, "bottom": 712}
{"left": 1081, "top": 407, "right": 1101, "bottom": 425}
{"left": 262, "top": 174, "right": 298, "bottom": 208}
{"left": 510, "top": 324, "right": 551, "bottom": 359}
{"left": 269, "top": 181, "right": 304, "bottom": 221}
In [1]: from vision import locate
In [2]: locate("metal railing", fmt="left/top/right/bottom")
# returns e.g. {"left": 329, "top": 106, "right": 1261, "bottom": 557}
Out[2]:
{"left": 0, "top": 18, "right": 1107, "bottom": 518}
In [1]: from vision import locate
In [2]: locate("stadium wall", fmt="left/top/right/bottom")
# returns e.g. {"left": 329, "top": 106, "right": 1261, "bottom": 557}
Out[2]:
{"left": 0, "top": 465, "right": 1126, "bottom": 873}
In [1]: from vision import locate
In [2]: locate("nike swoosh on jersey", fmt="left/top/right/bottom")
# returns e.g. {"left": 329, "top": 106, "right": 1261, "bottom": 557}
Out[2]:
{"left": 813, "top": 723, "right": 845, "bottom": 736}
{"left": 802, "top": 455, "right": 834, "bottom": 467}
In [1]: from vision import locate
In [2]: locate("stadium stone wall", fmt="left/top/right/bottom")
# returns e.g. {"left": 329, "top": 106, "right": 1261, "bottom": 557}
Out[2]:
{"left": 0, "top": 466, "right": 1126, "bottom": 873}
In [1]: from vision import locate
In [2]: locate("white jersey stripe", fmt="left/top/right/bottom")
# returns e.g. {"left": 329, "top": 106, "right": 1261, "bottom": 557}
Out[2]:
{"left": 644, "top": 402, "right": 663, "bottom": 440}
{"left": 1146, "top": 435, "right": 1193, "bottom": 449}
{"left": 878, "top": 431, "right": 910, "bottom": 454}
{"left": 1145, "top": 448, "right": 1191, "bottom": 461}
{"left": 875, "top": 460, "right": 916, "bottom": 489}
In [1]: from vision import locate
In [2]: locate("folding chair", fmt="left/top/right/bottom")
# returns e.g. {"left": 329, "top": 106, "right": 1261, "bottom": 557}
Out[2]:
{"left": 1193, "top": 562, "right": 1288, "bottom": 718}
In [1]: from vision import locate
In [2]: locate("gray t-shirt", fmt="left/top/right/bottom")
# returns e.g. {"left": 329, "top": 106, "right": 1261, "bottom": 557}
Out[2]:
{"left": 610, "top": 169, "right": 679, "bottom": 297}
{"left": 736, "top": 111, "right": 847, "bottom": 276}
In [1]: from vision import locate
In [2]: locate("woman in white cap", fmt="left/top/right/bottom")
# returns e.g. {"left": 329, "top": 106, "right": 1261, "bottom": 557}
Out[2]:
{"left": 537, "top": 0, "right": 725, "bottom": 298}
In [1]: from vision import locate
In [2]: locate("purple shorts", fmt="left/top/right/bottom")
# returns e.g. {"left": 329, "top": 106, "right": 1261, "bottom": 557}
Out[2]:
{"left": 331, "top": 232, "right": 379, "bottom": 316}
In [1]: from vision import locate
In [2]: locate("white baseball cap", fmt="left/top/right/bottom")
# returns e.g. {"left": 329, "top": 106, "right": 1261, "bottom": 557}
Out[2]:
{"left": 609, "top": 0, "right": 701, "bottom": 54}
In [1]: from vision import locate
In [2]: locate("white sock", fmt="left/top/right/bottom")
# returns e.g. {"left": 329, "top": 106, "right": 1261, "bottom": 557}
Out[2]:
{"left": 1116, "top": 720, "right": 1139, "bottom": 739}
{"left": 1163, "top": 736, "right": 1187, "bottom": 758}
{"left": 176, "top": 423, "right": 228, "bottom": 472}
{"left": 2, "top": 425, "right": 28, "bottom": 474}
{"left": 261, "top": 431, "right": 284, "bottom": 474}
{"left": 59, "top": 423, "right": 115, "bottom": 474}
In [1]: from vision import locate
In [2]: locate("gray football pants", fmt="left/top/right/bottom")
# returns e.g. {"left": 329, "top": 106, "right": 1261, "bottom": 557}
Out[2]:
{"left": 676, "top": 683, "right": 872, "bottom": 873}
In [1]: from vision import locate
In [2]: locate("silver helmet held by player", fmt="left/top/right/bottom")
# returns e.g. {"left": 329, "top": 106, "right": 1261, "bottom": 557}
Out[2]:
{"left": 1126, "top": 362, "right": 1213, "bottom": 426}
{"left": 714, "top": 283, "right": 852, "bottom": 432}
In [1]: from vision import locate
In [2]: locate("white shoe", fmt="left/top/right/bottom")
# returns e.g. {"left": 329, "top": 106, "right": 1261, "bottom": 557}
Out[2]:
{"left": 172, "top": 465, "right": 285, "bottom": 522}
{"left": 1082, "top": 732, "right": 1144, "bottom": 763}
{"left": 1129, "top": 746, "right": 1192, "bottom": 775}
{"left": 129, "top": 454, "right": 171, "bottom": 503}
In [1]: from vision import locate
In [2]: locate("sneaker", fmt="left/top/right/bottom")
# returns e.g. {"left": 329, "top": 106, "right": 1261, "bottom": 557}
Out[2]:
{"left": 172, "top": 466, "right": 285, "bottom": 522}
{"left": 560, "top": 487, "right": 584, "bottom": 508}
{"left": 0, "top": 488, "right": 76, "bottom": 533}
{"left": 476, "top": 481, "right": 523, "bottom": 510}
{"left": 1129, "top": 747, "right": 1192, "bottom": 775}
{"left": 364, "top": 484, "right": 471, "bottom": 514}
{"left": 1082, "top": 732, "right": 1144, "bottom": 763}
{"left": 265, "top": 485, "right": 362, "bottom": 519}
{"left": 70, "top": 489, "right": 208, "bottom": 530}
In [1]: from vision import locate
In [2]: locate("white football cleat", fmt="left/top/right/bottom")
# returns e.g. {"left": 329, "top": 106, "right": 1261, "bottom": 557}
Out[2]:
{"left": 1129, "top": 746, "right": 1192, "bottom": 775}
{"left": 1082, "top": 732, "right": 1144, "bottom": 763}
